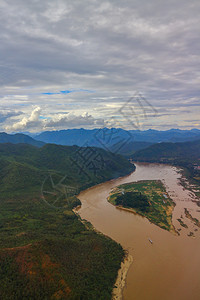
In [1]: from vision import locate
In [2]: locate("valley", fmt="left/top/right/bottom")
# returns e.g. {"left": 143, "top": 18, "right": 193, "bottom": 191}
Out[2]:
{"left": 0, "top": 137, "right": 200, "bottom": 299}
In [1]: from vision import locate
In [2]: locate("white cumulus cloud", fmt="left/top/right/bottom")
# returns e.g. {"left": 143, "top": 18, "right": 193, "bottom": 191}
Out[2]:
{"left": 5, "top": 107, "right": 42, "bottom": 131}
{"left": 5, "top": 107, "right": 105, "bottom": 132}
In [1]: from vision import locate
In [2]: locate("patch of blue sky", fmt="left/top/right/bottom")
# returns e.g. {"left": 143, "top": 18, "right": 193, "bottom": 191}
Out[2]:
{"left": 41, "top": 88, "right": 95, "bottom": 95}
{"left": 2, "top": 89, "right": 95, "bottom": 97}
{"left": 42, "top": 92, "right": 60, "bottom": 95}
{"left": 39, "top": 116, "right": 50, "bottom": 119}
{"left": 60, "top": 90, "right": 73, "bottom": 94}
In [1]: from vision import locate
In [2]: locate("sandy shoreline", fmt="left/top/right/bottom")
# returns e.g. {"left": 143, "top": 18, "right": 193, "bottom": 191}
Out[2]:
{"left": 112, "top": 253, "right": 133, "bottom": 300}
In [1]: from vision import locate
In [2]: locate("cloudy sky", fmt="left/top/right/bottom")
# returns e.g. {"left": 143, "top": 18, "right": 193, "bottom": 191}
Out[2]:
{"left": 0, "top": 0, "right": 200, "bottom": 132}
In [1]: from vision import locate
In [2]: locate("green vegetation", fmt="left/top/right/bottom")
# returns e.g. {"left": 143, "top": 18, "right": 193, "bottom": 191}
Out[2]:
{"left": 177, "top": 218, "right": 188, "bottom": 228}
{"left": 184, "top": 208, "right": 200, "bottom": 227}
{"left": 114, "top": 191, "right": 149, "bottom": 212}
{"left": 0, "top": 132, "right": 44, "bottom": 147}
{"left": 108, "top": 180, "right": 175, "bottom": 232}
{"left": 133, "top": 139, "right": 200, "bottom": 164}
{"left": 0, "top": 143, "right": 134, "bottom": 198}
{"left": 0, "top": 143, "right": 134, "bottom": 299}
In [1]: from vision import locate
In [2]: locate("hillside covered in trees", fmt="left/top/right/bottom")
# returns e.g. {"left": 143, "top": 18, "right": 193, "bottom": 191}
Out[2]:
{"left": 132, "top": 139, "right": 200, "bottom": 164}
{"left": 0, "top": 143, "right": 134, "bottom": 299}
{"left": 0, "top": 132, "right": 44, "bottom": 147}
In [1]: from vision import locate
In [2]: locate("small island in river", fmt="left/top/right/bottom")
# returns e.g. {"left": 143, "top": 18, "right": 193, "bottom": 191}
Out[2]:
{"left": 108, "top": 180, "right": 176, "bottom": 233}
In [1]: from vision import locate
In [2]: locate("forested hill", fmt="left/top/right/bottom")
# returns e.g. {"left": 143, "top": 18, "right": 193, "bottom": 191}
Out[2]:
{"left": 132, "top": 139, "right": 200, "bottom": 164}
{"left": 0, "top": 143, "right": 134, "bottom": 299}
{"left": 0, "top": 132, "right": 44, "bottom": 147}
{"left": 0, "top": 143, "right": 134, "bottom": 198}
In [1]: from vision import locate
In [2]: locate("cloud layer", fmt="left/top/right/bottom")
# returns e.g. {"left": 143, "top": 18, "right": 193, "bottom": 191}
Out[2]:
{"left": 0, "top": 0, "right": 199, "bottom": 132}
{"left": 5, "top": 107, "right": 105, "bottom": 132}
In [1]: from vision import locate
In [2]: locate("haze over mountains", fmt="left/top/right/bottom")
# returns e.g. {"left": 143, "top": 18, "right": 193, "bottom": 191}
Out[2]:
{"left": 1, "top": 129, "right": 200, "bottom": 157}
{"left": 34, "top": 128, "right": 200, "bottom": 146}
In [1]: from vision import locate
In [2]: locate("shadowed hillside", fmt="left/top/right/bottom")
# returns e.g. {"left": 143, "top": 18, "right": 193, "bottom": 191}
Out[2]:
{"left": 133, "top": 139, "right": 200, "bottom": 163}
{"left": 133, "top": 139, "right": 200, "bottom": 190}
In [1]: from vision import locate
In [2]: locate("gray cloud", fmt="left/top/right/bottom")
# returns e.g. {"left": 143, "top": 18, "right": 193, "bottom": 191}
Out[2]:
{"left": 44, "top": 112, "right": 105, "bottom": 129}
{"left": 0, "top": 110, "right": 22, "bottom": 124}
{"left": 0, "top": 0, "right": 200, "bottom": 131}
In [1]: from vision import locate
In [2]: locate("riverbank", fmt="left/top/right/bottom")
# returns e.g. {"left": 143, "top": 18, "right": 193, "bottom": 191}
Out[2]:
{"left": 112, "top": 253, "right": 133, "bottom": 300}
{"left": 78, "top": 162, "right": 200, "bottom": 300}
{"left": 178, "top": 167, "right": 200, "bottom": 203}
{"left": 73, "top": 206, "right": 133, "bottom": 299}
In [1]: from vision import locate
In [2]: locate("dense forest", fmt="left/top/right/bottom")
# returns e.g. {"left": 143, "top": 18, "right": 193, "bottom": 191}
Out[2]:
{"left": 115, "top": 191, "right": 150, "bottom": 212}
{"left": 0, "top": 143, "right": 134, "bottom": 198}
{"left": 0, "top": 143, "right": 134, "bottom": 299}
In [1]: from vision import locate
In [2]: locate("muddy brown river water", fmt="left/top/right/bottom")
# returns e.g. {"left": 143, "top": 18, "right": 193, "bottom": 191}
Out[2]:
{"left": 78, "top": 163, "right": 200, "bottom": 300}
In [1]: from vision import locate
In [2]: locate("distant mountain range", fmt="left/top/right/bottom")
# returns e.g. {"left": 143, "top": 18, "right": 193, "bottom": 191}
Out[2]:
{"left": 34, "top": 128, "right": 200, "bottom": 146}
{"left": 129, "top": 128, "right": 200, "bottom": 143}
{"left": 1, "top": 129, "right": 200, "bottom": 157}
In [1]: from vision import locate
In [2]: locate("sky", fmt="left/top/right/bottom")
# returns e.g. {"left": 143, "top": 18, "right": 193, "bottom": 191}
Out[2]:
{"left": 0, "top": 0, "right": 200, "bottom": 133}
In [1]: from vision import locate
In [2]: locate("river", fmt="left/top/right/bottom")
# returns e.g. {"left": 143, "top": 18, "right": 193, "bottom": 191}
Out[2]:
{"left": 77, "top": 163, "right": 200, "bottom": 300}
